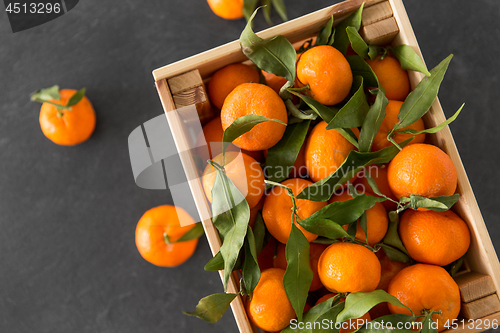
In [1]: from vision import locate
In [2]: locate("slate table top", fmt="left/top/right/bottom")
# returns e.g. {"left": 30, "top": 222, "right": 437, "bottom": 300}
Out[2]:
{"left": 1, "top": 0, "right": 499, "bottom": 332}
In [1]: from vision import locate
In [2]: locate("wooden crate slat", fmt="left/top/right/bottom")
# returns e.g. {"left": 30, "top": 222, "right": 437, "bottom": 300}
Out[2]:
{"left": 362, "top": 1, "right": 393, "bottom": 26}
{"left": 455, "top": 272, "right": 496, "bottom": 303}
{"left": 360, "top": 16, "right": 399, "bottom": 45}
{"left": 461, "top": 294, "right": 500, "bottom": 320}
{"left": 389, "top": 0, "right": 500, "bottom": 298}
{"left": 155, "top": 79, "right": 253, "bottom": 333}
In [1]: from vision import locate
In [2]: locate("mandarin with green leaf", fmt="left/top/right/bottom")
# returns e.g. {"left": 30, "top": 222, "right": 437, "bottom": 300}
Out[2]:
{"left": 221, "top": 83, "right": 287, "bottom": 151}
{"left": 135, "top": 205, "right": 199, "bottom": 267}
{"left": 35, "top": 87, "right": 96, "bottom": 145}
{"left": 296, "top": 45, "right": 353, "bottom": 105}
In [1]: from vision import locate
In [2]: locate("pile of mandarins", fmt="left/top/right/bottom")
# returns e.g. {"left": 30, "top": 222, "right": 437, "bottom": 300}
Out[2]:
{"left": 195, "top": 17, "right": 470, "bottom": 333}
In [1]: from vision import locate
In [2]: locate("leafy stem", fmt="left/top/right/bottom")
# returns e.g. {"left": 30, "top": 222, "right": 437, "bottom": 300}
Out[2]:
{"left": 30, "top": 85, "right": 86, "bottom": 117}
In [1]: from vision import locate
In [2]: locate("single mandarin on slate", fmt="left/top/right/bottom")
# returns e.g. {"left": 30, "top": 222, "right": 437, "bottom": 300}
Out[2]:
{"left": 221, "top": 83, "right": 288, "bottom": 151}
{"left": 388, "top": 264, "right": 461, "bottom": 332}
{"left": 202, "top": 151, "right": 265, "bottom": 209}
{"left": 39, "top": 89, "right": 96, "bottom": 145}
{"left": 387, "top": 143, "right": 458, "bottom": 200}
{"left": 305, "top": 121, "right": 358, "bottom": 183}
{"left": 208, "top": 63, "right": 260, "bottom": 109}
{"left": 399, "top": 209, "right": 470, "bottom": 266}
{"left": 135, "top": 205, "right": 199, "bottom": 267}
{"left": 366, "top": 55, "right": 410, "bottom": 101}
{"left": 247, "top": 268, "right": 296, "bottom": 332}
{"left": 297, "top": 45, "right": 353, "bottom": 105}
{"left": 371, "top": 100, "right": 426, "bottom": 152}
{"left": 206, "top": 0, "right": 244, "bottom": 20}
{"left": 263, "top": 178, "right": 325, "bottom": 244}
{"left": 318, "top": 242, "right": 381, "bottom": 293}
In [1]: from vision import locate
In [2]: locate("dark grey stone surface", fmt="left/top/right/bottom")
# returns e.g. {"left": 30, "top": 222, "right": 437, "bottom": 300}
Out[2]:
{"left": 0, "top": 0, "right": 498, "bottom": 332}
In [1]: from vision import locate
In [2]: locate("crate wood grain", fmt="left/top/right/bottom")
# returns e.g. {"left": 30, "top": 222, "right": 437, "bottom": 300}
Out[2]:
{"left": 153, "top": 0, "right": 500, "bottom": 331}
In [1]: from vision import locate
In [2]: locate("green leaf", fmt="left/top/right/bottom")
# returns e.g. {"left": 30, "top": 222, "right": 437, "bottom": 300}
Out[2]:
{"left": 243, "top": 0, "right": 259, "bottom": 21}
{"left": 204, "top": 252, "right": 224, "bottom": 271}
{"left": 359, "top": 212, "right": 368, "bottom": 243}
{"left": 242, "top": 227, "right": 261, "bottom": 295}
{"left": 421, "top": 314, "right": 438, "bottom": 333}
{"left": 392, "top": 44, "right": 431, "bottom": 76}
{"left": 396, "top": 103, "right": 464, "bottom": 135}
{"left": 332, "top": 3, "right": 364, "bottom": 55}
{"left": 299, "top": 194, "right": 385, "bottom": 229}
{"left": 30, "top": 85, "right": 61, "bottom": 103}
{"left": 296, "top": 140, "right": 411, "bottom": 201}
{"left": 403, "top": 194, "right": 459, "bottom": 211}
{"left": 284, "top": 223, "right": 313, "bottom": 322}
{"left": 266, "top": 120, "right": 310, "bottom": 182}
{"left": 222, "top": 114, "right": 286, "bottom": 155}
{"left": 312, "top": 301, "right": 346, "bottom": 333}
{"left": 184, "top": 293, "right": 238, "bottom": 323}
{"left": 382, "top": 211, "right": 410, "bottom": 261}
{"left": 210, "top": 163, "right": 250, "bottom": 290}
{"left": 346, "top": 55, "right": 379, "bottom": 88}
{"left": 377, "top": 243, "right": 411, "bottom": 263}
{"left": 240, "top": 7, "right": 297, "bottom": 82}
{"left": 358, "top": 88, "right": 389, "bottom": 152}
{"left": 392, "top": 54, "right": 453, "bottom": 132}
{"left": 337, "top": 290, "right": 413, "bottom": 323}
{"left": 281, "top": 294, "right": 337, "bottom": 333}
{"left": 299, "top": 219, "right": 351, "bottom": 240}
{"left": 289, "top": 91, "right": 336, "bottom": 122}
{"left": 285, "top": 99, "right": 318, "bottom": 121}
{"left": 315, "top": 16, "right": 334, "bottom": 46}
{"left": 271, "top": 0, "right": 288, "bottom": 22}
{"left": 66, "top": 88, "right": 86, "bottom": 107}
{"left": 449, "top": 255, "right": 465, "bottom": 277}
{"left": 368, "top": 45, "right": 382, "bottom": 60}
{"left": 253, "top": 212, "right": 266, "bottom": 254}
{"left": 326, "top": 76, "right": 369, "bottom": 129}
{"left": 347, "top": 26, "right": 369, "bottom": 59}
{"left": 175, "top": 222, "right": 204, "bottom": 242}
{"left": 364, "top": 172, "right": 398, "bottom": 205}
{"left": 262, "top": 0, "right": 272, "bottom": 25}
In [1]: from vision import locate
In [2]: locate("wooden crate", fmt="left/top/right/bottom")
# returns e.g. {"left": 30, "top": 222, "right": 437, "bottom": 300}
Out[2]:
{"left": 152, "top": 0, "right": 500, "bottom": 332}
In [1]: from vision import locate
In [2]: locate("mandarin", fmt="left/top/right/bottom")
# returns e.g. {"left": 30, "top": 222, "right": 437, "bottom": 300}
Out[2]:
{"left": 206, "top": 0, "right": 243, "bottom": 20}
{"left": 296, "top": 45, "right": 353, "bottom": 105}
{"left": 366, "top": 55, "right": 410, "bottom": 101}
{"left": 208, "top": 63, "right": 260, "bottom": 109}
{"left": 221, "top": 83, "right": 287, "bottom": 151}
{"left": 387, "top": 144, "right": 458, "bottom": 199}
{"left": 135, "top": 205, "right": 199, "bottom": 267}
{"left": 318, "top": 242, "right": 381, "bottom": 293}
{"left": 247, "top": 268, "right": 296, "bottom": 332}
{"left": 399, "top": 209, "right": 470, "bottom": 266}
{"left": 39, "top": 89, "right": 96, "bottom": 145}
{"left": 388, "top": 264, "right": 461, "bottom": 332}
